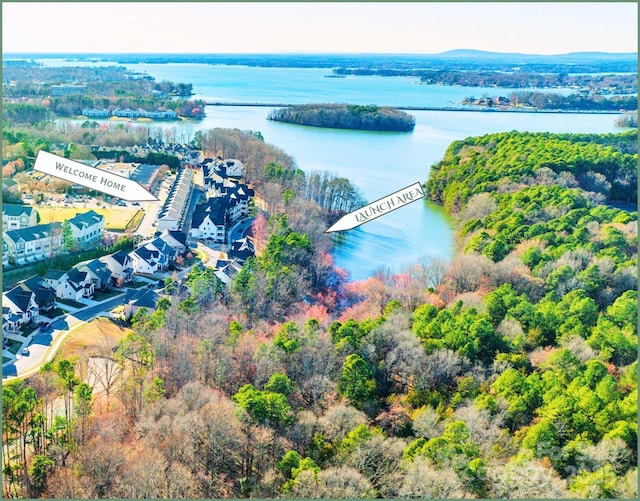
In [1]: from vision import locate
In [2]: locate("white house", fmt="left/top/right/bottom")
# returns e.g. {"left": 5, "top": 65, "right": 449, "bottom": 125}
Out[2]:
{"left": 52, "top": 269, "right": 94, "bottom": 302}
{"left": 74, "top": 258, "right": 113, "bottom": 291}
{"left": 190, "top": 199, "right": 226, "bottom": 243}
{"left": 67, "top": 210, "right": 104, "bottom": 249}
{"left": 129, "top": 247, "right": 160, "bottom": 274}
{"left": 2, "top": 285, "right": 39, "bottom": 329}
{"left": 2, "top": 204, "right": 38, "bottom": 230}
{"left": 142, "top": 238, "right": 177, "bottom": 269}
{"left": 99, "top": 250, "right": 134, "bottom": 284}
{"left": 3, "top": 223, "right": 62, "bottom": 265}
{"left": 158, "top": 230, "right": 189, "bottom": 254}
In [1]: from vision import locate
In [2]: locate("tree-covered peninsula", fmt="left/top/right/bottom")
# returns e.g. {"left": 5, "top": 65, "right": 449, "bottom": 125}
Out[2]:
{"left": 2, "top": 126, "right": 637, "bottom": 498}
{"left": 267, "top": 104, "right": 416, "bottom": 132}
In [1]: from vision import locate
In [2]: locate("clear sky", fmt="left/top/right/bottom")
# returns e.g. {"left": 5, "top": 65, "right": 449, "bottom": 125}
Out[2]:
{"left": 2, "top": 2, "right": 637, "bottom": 55}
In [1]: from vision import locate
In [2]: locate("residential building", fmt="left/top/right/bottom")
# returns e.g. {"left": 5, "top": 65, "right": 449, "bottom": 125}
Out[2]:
{"left": 157, "top": 229, "right": 189, "bottom": 254}
{"left": 43, "top": 270, "right": 68, "bottom": 290}
{"left": 50, "top": 84, "right": 85, "bottom": 96}
{"left": 2, "top": 204, "right": 38, "bottom": 230}
{"left": 81, "top": 108, "right": 109, "bottom": 118}
{"left": 16, "top": 275, "right": 57, "bottom": 312}
{"left": 74, "top": 258, "right": 113, "bottom": 291}
{"left": 129, "top": 246, "right": 161, "bottom": 274}
{"left": 190, "top": 198, "right": 227, "bottom": 243}
{"left": 229, "top": 236, "right": 256, "bottom": 263}
{"left": 2, "top": 285, "right": 39, "bottom": 329}
{"left": 52, "top": 269, "right": 94, "bottom": 302}
{"left": 3, "top": 223, "right": 62, "bottom": 265}
{"left": 124, "top": 288, "right": 161, "bottom": 319}
{"left": 99, "top": 250, "right": 133, "bottom": 285}
{"left": 213, "top": 258, "right": 243, "bottom": 286}
{"left": 157, "top": 168, "right": 193, "bottom": 232}
{"left": 3, "top": 307, "right": 22, "bottom": 335}
{"left": 142, "top": 238, "right": 177, "bottom": 269}
{"left": 67, "top": 210, "right": 104, "bottom": 248}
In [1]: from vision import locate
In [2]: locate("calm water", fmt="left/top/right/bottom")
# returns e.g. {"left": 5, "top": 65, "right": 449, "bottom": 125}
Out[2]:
{"left": 49, "top": 61, "right": 625, "bottom": 280}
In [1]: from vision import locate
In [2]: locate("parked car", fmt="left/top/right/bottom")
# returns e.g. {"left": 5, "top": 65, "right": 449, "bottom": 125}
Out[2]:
{"left": 21, "top": 347, "right": 30, "bottom": 355}
{"left": 40, "top": 322, "right": 51, "bottom": 332}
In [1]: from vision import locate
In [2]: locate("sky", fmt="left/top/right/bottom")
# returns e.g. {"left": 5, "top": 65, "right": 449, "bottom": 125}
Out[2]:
{"left": 2, "top": 2, "right": 638, "bottom": 55}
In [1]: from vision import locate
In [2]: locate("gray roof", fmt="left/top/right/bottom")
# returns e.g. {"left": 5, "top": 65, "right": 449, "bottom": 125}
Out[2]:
{"left": 192, "top": 198, "right": 226, "bottom": 228}
{"left": 77, "top": 258, "right": 112, "bottom": 282}
{"left": 3, "top": 204, "right": 36, "bottom": 218}
{"left": 67, "top": 210, "right": 104, "bottom": 230}
{"left": 3, "top": 285, "right": 34, "bottom": 312}
{"left": 131, "top": 164, "right": 161, "bottom": 185}
{"left": 4, "top": 222, "right": 62, "bottom": 243}
{"left": 44, "top": 269, "right": 67, "bottom": 281}
{"left": 18, "top": 275, "right": 56, "bottom": 305}
{"left": 128, "top": 288, "right": 160, "bottom": 309}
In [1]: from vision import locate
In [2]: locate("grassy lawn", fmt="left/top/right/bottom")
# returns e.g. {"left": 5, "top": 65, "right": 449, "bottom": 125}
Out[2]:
{"left": 125, "top": 210, "right": 145, "bottom": 232}
{"left": 6, "top": 339, "right": 22, "bottom": 355}
{"left": 36, "top": 206, "right": 139, "bottom": 231}
{"left": 127, "top": 280, "right": 152, "bottom": 288}
{"left": 56, "top": 298, "right": 86, "bottom": 309}
{"left": 93, "top": 289, "right": 124, "bottom": 301}
{"left": 55, "top": 317, "right": 132, "bottom": 363}
{"left": 2, "top": 357, "right": 11, "bottom": 365}
{"left": 40, "top": 307, "right": 67, "bottom": 319}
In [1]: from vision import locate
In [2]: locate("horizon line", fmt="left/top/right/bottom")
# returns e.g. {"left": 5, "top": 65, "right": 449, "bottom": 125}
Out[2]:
{"left": 3, "top": 49, "right": 638, "bottom": 57}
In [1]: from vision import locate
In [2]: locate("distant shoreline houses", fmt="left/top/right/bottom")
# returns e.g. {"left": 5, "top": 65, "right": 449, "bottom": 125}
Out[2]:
{"left": 82, "top": 107, "right": 178, "bottom": 120}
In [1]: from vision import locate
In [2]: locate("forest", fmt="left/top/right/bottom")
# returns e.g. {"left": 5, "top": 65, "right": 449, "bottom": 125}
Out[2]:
{"left": 2, "top": 65, "right": 203, "bottom": 121}
{"left": 267, "top": 104, "right": 416, "bottom": 132}
{"left": 2, "top": 129, "right": 637, "bottom": 498}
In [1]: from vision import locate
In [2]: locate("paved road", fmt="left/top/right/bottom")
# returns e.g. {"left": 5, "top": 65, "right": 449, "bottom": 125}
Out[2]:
{"left": 2, "top": 290, "right": 136, "bottom": 380}
{"left": 228, "top": 217, "right": 255, "bottom": 247}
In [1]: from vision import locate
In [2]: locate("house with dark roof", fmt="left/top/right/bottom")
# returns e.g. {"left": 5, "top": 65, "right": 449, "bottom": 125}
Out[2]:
{"left": 99, "top": 250, "right": 133, "bottom": 284}
{"left": 224, "top": 184, "right": 254, "bottom": 223}
{"left": 213, "top": 258, "right": 244, "bottom": 286}
{"left": 129, "top": 246, "right": 160, "bottom": 274}
{"left": 67, "top": 210, "right": 104, "bottom": 248}
{"left": 3, "top": 223, "right": 62, "bottom": 264}
{"left": 3, "top": 285, "right": 39, "bottom": 329}
{"left": 51, "top": 269, "right": 94, "bottom": 301}
{"left": 43, "top": 269, "right": 67, "bottom": 289}
{"left": 229, "top": 236, "right": 255, "bottom": 263}
{"left": 2, "top": 204, "right": 38, "bottom": 230}
{"left": 74, "top": 258, "right": 113, "bottom": 291}
{"left": 124, "top": 288, "right": 161, "bottom": 319}
{"left": 190, "top": 198, "right": 227, "bottom": 243}
{"left": 17, "top": 275, "right": 57, "bottom": 312}
{"left": 3, "top": 306, "right": 22, "bottom": 335}
{"left": 158, "top": 229, "right": 189, "bottom": 254}
{"left": 142, "top": 238, "right": 177, "bottom": 269}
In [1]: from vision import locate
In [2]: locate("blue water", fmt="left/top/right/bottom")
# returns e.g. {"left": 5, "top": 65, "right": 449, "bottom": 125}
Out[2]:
{"left": 48, "top": 61, "right": 626, "bottom": 280}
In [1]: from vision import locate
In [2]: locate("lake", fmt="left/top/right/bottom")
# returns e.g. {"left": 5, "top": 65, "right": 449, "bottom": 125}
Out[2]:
{"left": 47, "top": 60, "right": 626, "bottom": 280}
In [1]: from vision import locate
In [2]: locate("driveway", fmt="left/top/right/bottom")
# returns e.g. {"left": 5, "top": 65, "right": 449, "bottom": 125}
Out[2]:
{"left": 2, "top": 290, "right": 136, "bottom": 380}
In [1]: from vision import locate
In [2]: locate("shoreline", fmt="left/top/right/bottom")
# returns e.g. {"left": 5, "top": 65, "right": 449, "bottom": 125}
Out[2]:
{"left": 204, "top": 101, "right": 627, "bottom": 115}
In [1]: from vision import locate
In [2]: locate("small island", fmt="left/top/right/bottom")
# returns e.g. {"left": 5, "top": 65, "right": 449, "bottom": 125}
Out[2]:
{"left": 267, "top": 103, "right": 416, "bottom": 132}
